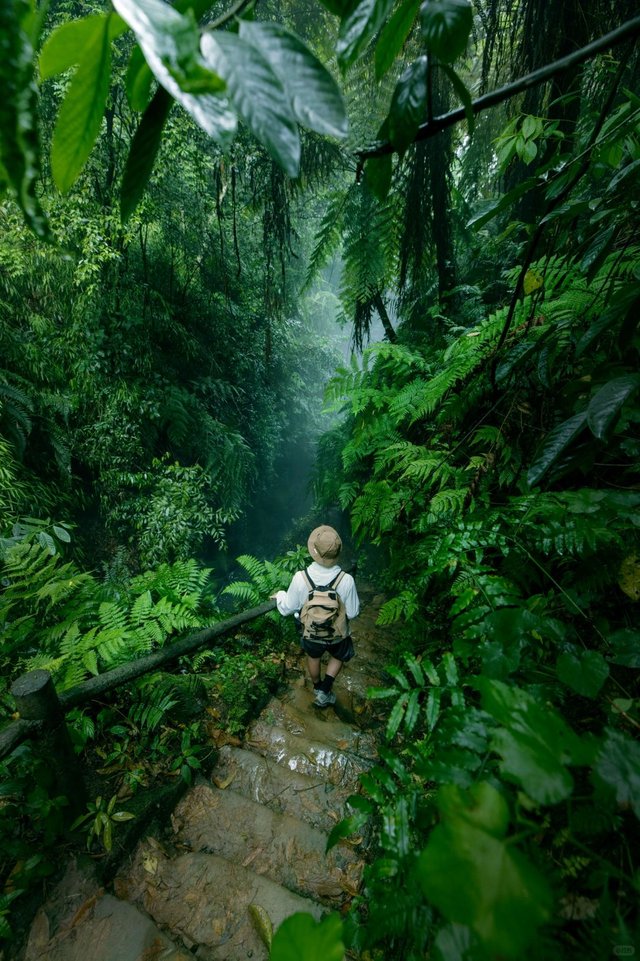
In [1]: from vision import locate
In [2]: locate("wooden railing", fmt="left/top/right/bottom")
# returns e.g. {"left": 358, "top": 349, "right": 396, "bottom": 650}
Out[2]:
{"left": 0, "top": 599, "right": 277, "bottom": 808}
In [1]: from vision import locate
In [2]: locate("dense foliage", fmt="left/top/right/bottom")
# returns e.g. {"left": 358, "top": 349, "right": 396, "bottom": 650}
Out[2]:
{"left": 1, "top": 0, "right": 639, "bottom": 956}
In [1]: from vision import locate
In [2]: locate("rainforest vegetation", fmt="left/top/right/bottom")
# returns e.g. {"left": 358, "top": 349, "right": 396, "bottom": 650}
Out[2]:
{"left": 1, "top": 0, "right": 639, "bottom": 956}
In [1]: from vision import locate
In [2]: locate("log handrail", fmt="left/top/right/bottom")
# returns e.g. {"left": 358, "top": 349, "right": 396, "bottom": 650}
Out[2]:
{"left": 0, "top": 599, "right": 277, "bottom": 762}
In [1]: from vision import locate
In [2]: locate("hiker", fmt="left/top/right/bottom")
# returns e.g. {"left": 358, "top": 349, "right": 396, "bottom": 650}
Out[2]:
{"left": 273, "top": 525, "right": 360, "bottom": 707}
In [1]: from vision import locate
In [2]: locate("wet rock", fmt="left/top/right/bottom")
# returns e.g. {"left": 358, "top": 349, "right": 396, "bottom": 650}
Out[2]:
{"left": 171, "top": 781, "right": 364, "bottom": 904}
{"left": 212, "top": 745, "right": 354, "bottom": 834}
{"left": 24, "top": 891, "right": 192, "bottom": 961}
{"left": 116, "top": 845, "right": 322, "bottom": 961}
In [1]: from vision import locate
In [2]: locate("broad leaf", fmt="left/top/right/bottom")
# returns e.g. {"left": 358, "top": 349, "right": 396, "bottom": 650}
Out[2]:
{"left": 437, "top": 782, "right": 510, "bottom": 838}
{"left": 124, "top": 0, "right": 219, "bottom": 111}
{"left": 586, "top": 374, "right": 640, "bottom": 440}
{"left": 201, "top": 32, "right": 300, "bottom": 176}
{"left": 238, "top": 22, "right": 347, "bottom": 139}
{"left": 420, "top": 0, "right": 472, "bottom": 63}
{"left": 0, "top": 0, "right": 48, "bottom": 236}
{"left": 478, "top": 678, "right": 586, "bottom": 805}
{"left": 113, "top": 0, "right": 224, "bottom": 94}
{"left": 593, "top": 729, "right": 640, "bottom": 819}
{"left": 609, "top": 628, "right": 640, "bottom": 668}
{"left": 336, "top": 0, "right": 396, "bottom": 69}
{"left": 120, "top": 88, "right": 173, "bottom": 221}
{"left": 388, "top": 56, "right": 428, "bottom": 153}
{"left": 556, "top": 648, "right": 609, "bottom": 698}
{"left": 433, "top": 924, "right": 480, "bottom": 961}
{"left": 40, "top": 14, "right": 127, "bottom": 80}
{"left": 375, "top": 0, "right": 422, "bottom": 78}
{"left": 419, "top": 817, "right": 551, "bottom": 956}
{"left": 527, "top": 410, "right": 588, "bottom": 487}
{"left": 365, "top": 153, "right": 392, "bottom": 200}
{"left": 51, "top": 16, "right": 112, "bottom": 193}
{"left": 270, "top": 913, "right": 345, "bottom": 961}
{"left": 113, "top": 0, "right": 236, "bottom": 150}
{"left": 126, "top": 46, "right": 154, "bottom": 111}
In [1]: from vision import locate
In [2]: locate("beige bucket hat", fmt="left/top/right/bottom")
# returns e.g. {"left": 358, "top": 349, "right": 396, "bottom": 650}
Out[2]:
{"left": 307, "top": 525, "right": 342, "bottom": 567}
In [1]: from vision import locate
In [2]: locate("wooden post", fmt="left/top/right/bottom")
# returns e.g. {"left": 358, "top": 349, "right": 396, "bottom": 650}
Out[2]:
{"left": 11, "top": 670, "right": 86, "bottom": 815}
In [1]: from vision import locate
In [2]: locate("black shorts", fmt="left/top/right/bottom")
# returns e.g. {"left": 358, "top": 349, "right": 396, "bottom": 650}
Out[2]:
{"left": 301, "top": 636, "right": 355, "bottom": 662}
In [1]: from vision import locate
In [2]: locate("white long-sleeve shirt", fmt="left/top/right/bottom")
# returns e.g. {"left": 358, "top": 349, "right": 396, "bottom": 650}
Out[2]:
{"left": 275, "top": 562, "right": 360, "bottom": 626}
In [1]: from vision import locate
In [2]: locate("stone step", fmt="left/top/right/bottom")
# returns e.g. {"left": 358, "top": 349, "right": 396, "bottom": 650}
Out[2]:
{"left": 245, "top": 718, "right": 371, "bottom": 791}
{"left": 25, "top": 890, "right": 192, "bottom": 961}
{"left": 213, "top": 744, "right": 355, "bottom": 834}
{"left": 170, "top": 780, "right": 364, "bottom": 905}
{"left": 257, "top": 687, "right": 379, "bottom": 760}
{"left": 115, "top": 840, "right": 323, "bottom": 961}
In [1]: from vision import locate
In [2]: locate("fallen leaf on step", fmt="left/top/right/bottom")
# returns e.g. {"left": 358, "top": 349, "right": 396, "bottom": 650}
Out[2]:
{"left": 213, "top": 771, "right": 236, "bottom": 790}
{"left": 248, "top": 903, "right": 273, "bottom": 948}
{"left": 242, "top": 847, "right": 263, "bottom": 867}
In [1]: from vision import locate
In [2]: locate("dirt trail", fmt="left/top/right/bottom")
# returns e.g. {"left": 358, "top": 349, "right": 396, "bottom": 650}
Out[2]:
{"left": 22, "top": 585, "right": 395, "bottom": 961}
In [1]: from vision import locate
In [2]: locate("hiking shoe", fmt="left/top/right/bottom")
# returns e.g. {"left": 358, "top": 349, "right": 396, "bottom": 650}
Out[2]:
{"left": 314, "top": 689, "right": 336, "bottom": 708}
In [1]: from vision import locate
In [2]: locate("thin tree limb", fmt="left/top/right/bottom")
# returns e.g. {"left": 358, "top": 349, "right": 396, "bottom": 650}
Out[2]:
{"left": 358, "top": 15, "right": 640, "bottom": 161}
{"left": 373, "top": 290, "right": 397, "bottom": 342}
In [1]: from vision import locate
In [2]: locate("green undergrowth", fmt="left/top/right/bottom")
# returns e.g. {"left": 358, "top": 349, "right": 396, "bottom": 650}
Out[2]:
{"left": 0, "top": 537, "right": 300, "bottom": 944}
{"left": 301, "top": 90, "right": 640, "bottom": 961}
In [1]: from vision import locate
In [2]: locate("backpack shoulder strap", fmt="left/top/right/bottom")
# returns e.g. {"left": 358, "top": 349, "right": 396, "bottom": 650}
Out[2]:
{"left": 328, "top": 570, "right": 345, "bottom": 591}
{"left": 302, "top": 568, "right": 316, "bottom": 591}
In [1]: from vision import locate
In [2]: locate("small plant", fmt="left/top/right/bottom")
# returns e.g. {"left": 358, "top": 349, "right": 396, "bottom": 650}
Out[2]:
{"left": 71, "top": 795, "right": 135, "bottom": 854}
{"left": 169, "top": 723, "right": 210, "bottom": 784}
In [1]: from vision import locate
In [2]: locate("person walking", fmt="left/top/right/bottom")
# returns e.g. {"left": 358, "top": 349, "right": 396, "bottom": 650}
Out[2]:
{"left": 273, "top": 525, "right": 359, "bottom": 707}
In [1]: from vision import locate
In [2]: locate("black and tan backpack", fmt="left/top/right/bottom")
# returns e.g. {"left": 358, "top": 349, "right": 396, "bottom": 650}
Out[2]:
{"left": 299, "top": 569, "right": 348, "bottom": 642}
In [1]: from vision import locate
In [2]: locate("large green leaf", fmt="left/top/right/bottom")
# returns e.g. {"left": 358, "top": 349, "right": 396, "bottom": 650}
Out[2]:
{"left": 586, "top": 374, "right": 640, "bottom": 440}
{"left": 609, "top": 628, "right": 640, "bottom": 668}
{"left": 477, "top": 679, "right": 587, "bottom": 805}
{"left": 113, "top": 0, "right": 235, "bottom": 149}
{"left": 375, "top": 0, "right": 422, "bottom": 78}
{"left": 388, "top": 56, "right": 428, "bottom": 153}
{"left": 593, "top": 729, "right": 640, "bottom": 819}
{"left": 419, "top": 784, "right": 551, "bottom": 957}
{"left": 437, "top": 782, "right": 510, "bottom": 838}
{"left": 270, "top": 913, "right": 345, "bottom": 961}
{"left": 113, "top": 0, "right": 224, "bottom": 94}
{"left": 201, "top": 31, "right": 300, "bottom": 176}
{"left": 526, "top": 410, "right": 588, "bottom": 488}
{"left": 420, "top": 0, "right": 472, "bottom": 63}
{"left": 238, "top": 22, "right": 347, "bottom": 139}
{"left": 51, "top": 16, "right": 112, "bottom": 193}
{"left": 120, "top": 88, "right": 173, "bottom": 221}
{"left": 556, "top": 648, "right": 609, "bottom": 698}
{"left": 0, "top": 0, "right": 48, "bottom": 236}
{"left": 365, "top": 153, "right": 392, "bottom": 200}
{"left": 125, "top": 46, "right": 154, "bottom": 111}
{"left": 336, "top": 0, "right": 396, "bottom": 69}
{"left": 123, "top": 0, "right": 232, "bottom": 112}
{"left": 39, "top": 14, "right": 127, "bottom": 80}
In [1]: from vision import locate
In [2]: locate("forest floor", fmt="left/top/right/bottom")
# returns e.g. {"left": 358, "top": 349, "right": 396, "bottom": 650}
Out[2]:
{"left": 18, "top": 583, "right": 397, "bottom": 961}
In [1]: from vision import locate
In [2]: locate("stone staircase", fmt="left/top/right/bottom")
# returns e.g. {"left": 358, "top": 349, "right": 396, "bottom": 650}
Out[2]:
{"left": 21, "top": 586, "right": 394, "bottom": 961}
